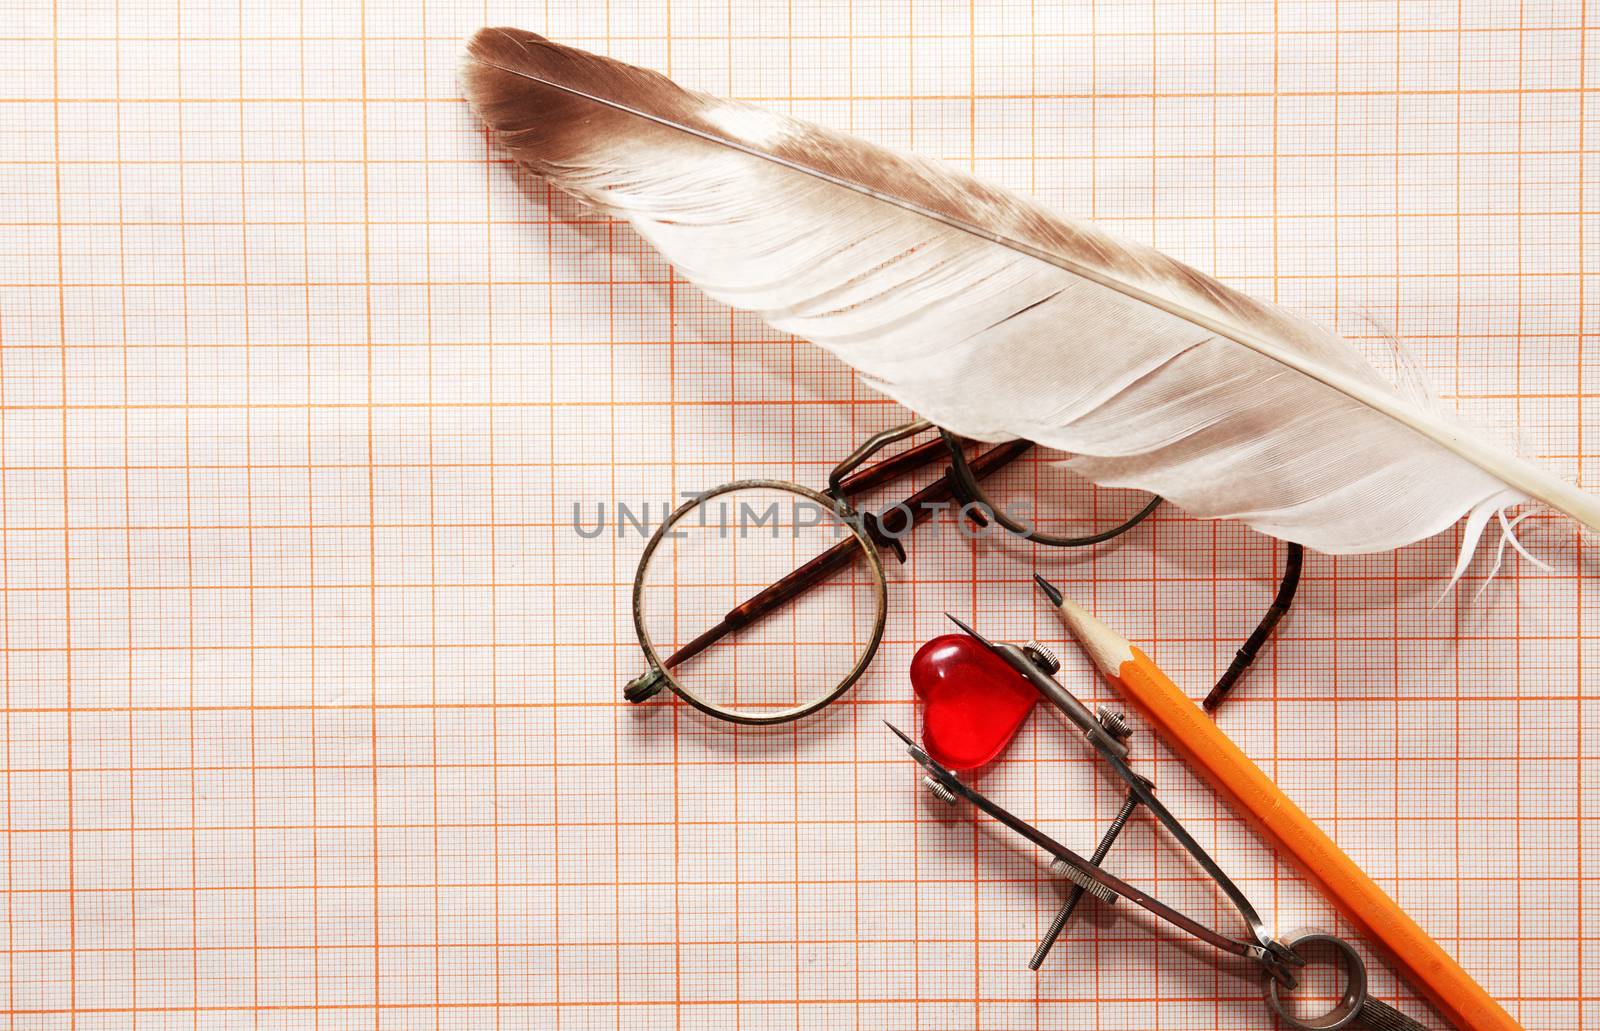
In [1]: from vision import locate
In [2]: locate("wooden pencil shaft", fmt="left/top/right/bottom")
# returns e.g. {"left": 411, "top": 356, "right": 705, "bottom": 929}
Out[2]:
{"left": 1045, "top": 600, "right": 1521, "bottom": 1031}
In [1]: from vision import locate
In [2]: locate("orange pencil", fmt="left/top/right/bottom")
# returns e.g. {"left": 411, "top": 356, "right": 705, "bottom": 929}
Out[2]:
{"left": 1035, "top": 576, "right": 1520, "bottom": 1031}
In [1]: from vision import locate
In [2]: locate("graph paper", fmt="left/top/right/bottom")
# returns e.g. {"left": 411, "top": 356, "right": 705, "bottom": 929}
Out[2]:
{"left": 1, "top": 0, "right": 1595, "bottom": 1027}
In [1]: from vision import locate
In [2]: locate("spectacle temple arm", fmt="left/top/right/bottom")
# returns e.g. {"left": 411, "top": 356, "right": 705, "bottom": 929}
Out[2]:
{"left": 623, "top": 438, "right": 1034, "bottom": 704}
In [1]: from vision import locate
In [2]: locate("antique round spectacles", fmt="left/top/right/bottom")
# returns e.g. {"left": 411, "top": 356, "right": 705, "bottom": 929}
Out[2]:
{"left": 622, "top": 420, "right": 1299, "bottom": 724}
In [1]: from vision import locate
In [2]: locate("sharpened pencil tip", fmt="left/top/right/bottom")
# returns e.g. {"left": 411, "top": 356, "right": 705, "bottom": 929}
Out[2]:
{"left": 1034, "top": 585, "right": 1135, "bottom": 677}
{"left": 1033, "top": 573, "right": 1064, "bottom": 607}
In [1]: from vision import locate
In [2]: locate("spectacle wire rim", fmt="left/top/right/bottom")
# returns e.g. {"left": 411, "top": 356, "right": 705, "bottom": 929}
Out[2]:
{"left": 630, "top": 478, "right": 889, "bottom": 726}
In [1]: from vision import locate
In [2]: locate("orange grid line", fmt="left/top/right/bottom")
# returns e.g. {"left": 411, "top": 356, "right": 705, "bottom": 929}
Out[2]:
{"left": 1, "top": 2, "right": 1595, "bottom": 1030}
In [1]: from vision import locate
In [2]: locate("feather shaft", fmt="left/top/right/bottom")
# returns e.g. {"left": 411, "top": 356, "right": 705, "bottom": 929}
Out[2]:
{"left": 462, "top": 29, "right": 1600, "bottom": 553}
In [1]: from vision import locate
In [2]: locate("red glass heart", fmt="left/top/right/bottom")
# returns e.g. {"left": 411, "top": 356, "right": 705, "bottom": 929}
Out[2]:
{"left": 911, "top": 633, "right": 1039, "bottom": 771}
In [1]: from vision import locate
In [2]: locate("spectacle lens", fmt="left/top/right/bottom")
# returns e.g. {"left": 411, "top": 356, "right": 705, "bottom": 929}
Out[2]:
{"left": 632, "top": 480, "right": 887, "bottom": 724}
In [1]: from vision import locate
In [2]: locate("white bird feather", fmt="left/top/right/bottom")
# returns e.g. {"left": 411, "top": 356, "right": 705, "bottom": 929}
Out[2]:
{"left": 461, "top": 27, "right": 1600, "bottom": 557}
